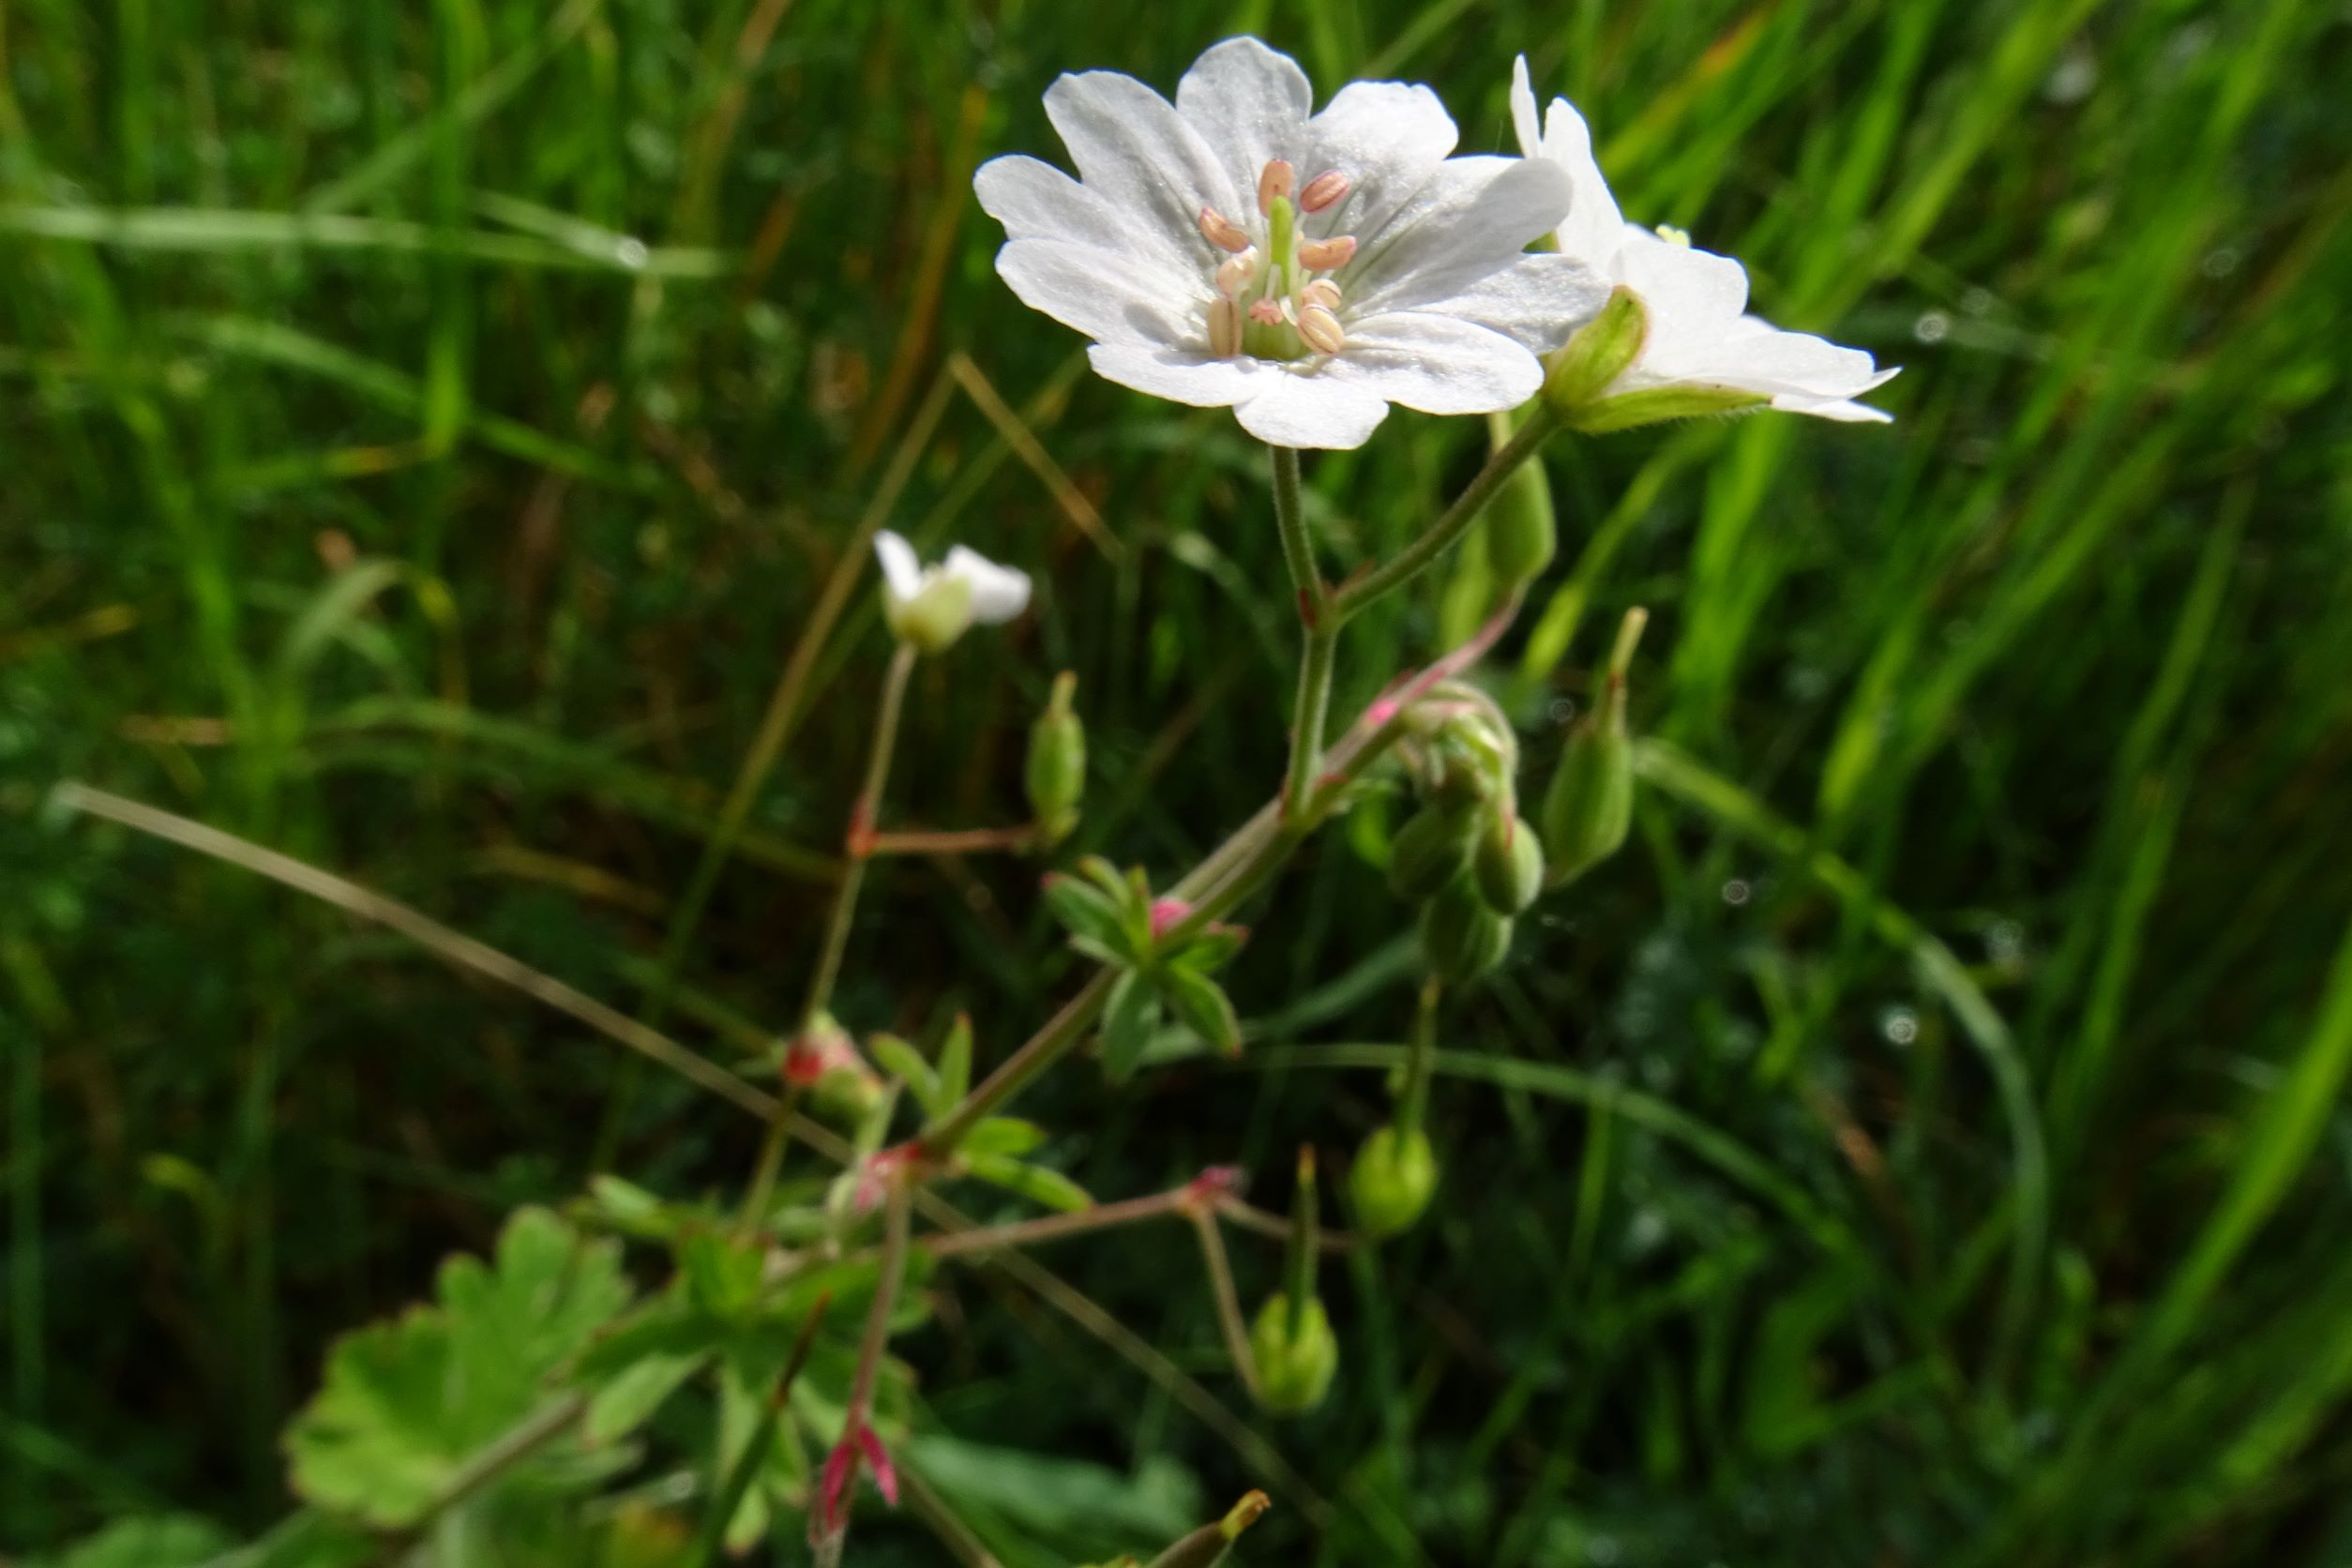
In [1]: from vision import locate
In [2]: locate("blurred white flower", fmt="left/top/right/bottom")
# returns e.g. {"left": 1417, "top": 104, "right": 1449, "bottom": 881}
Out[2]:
{"left": 874, "top": 531, "right": 1031, "bottom": 653}
{"left": 1511, "top": 57, "right": 1897, "bottom": 426}
{"left": 976, "top": 38, "right": 1604, "bottom": 450}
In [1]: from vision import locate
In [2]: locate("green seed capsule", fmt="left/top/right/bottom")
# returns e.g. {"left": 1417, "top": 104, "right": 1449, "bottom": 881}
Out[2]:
{"left": 1025, "top": 671, "right": 1086, "bottom": 849}
{"left": 1474, "top": 810, "right": 1545, "bottom": 913}
{"left": 1539, "top": 680, "right": 1634, "bottom": 888}
{"left": 1387, "top": 800, "right": 1480, "bottom": 903}
{"left": 1349, "top": 1124, "right": 1440, "bottom": 1238}
{"left": 1248, "top": 1292, "right": 1339, "bottom": 1415}
{"left": 1483, "top": 409, "right": 1557, "bottom": 588}
{"left": 1419, "top": 875, "right": 1513, "bottom": 985}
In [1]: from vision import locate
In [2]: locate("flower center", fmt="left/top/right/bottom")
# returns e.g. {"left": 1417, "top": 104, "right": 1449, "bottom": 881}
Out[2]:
{"left": 1198, "top": 159, "right": 1356, "bottom": 363}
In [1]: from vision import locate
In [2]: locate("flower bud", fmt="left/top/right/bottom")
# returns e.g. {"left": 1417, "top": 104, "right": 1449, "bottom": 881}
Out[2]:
{"left": 1419, "top": 874, "right": 1512, "bottom": 985}
{"left": 1386, "top": 799, "right": 1478, "bottom": 903}
{"left": 784, "top": 1011, "right": 886, "bottom": 1124}
{"left": 1540, "top": 609, "right": 1646, "bottom": 887}
{"left": 1349, "top": 1124, "right": 1438, "bottom": 1238}
{"left": 1543, "top": 283, "right": 1649, "bottom": 417}
{"left": 1481, "top": 409, "right": 1556, "bottom": 588}
{"left": 1248, "top": 1292, "right": 1337, "bottom": 1415}
{"left": 1025, "top": 671, "right": 1085, "bottom": 849}
{"left": 1145, "top": 1492, "right": 1271, "bottom": 1568}
{"left": 1473, "top": 809, "right": 1545, "bottom": 914}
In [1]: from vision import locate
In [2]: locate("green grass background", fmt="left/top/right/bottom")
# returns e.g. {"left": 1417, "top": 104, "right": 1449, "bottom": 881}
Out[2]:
{"left": 4, "top": 0, "right": 2350, "bottom": 1561}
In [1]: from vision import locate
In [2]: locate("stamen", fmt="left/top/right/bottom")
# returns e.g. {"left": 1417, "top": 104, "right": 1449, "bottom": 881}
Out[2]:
{"left": 1199, "top": 206, "right": 1251, "bottom": 253}
{"left": 1215, "top": 248, "right": 1260, "bottom": 299}
{"left": 1256, "top": 159, "right": 1296, "bottom": 215}
{"left": 1208, "top": 297, "right": 1242, "bottom": 357}
{"left": 1248, "top": 298, "right": 1286, "bottom": 326}
{"left": 1298, "top": 234, "right": 1357, "bottom": 272}
{"left": 1654, "top": 223, "right": 1692, "bottom": 249}
{"left": 1302, "top": 279, "right": 1342, "bottom": 311}
{"left": 1298, "top": 303, "right": 1345, "bottom": 355}
{"left": 1300, "top": 170, "right": 1350, "bottom": 213}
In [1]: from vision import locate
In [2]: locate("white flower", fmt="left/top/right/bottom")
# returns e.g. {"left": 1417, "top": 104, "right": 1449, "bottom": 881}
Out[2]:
{"left": 1510, "top": 57, "right": 1898, "bottom": 424}
{"left": 975, "top": 38, "right": 1605, "bottom": 451}
{"left": 873, "top": 530, "right": 1031, "bottom": 653}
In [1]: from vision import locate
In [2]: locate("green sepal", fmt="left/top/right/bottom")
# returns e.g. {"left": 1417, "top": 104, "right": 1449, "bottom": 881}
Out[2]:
{"left": 1569, "top": 384, "right": 1768, "bottom": 433}
{"left": 1157, "top": 965, "right": 1243, "bottom": 1056}
{"left": 957, "top": 1116, "right": 1048, "bottom": 1158}
{"left": 961, "top": 1152, "right": 1095, "bottom": 1213}
{"left": 1543, "top": 283, "right": 1650, "bottom": 414}
{"left": 1099, "top": 968, "right": 1162, "bottom": 1082}
{"left": 867, "top": 1032, "right": 942, "bottom": 1112}
{"left": 1044, "top": 872, "right": 1136, "bottom": 963}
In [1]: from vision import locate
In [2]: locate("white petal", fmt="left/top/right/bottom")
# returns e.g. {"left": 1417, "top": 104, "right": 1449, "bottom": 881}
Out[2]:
{"left": 873, "top": 531, "right": 923, "bottom": 603}
{"left": 1620, "top": 233, "right": 1748, "bottom": 329}
{"left": 996, "top": 238, "right": 1200, "bottom": 349}
{"left": 944, "top": 546, "right": 1033, "bottom": 623}
{"left": 1347, "top": 156, "right": 1574, "bottom": 309}
{"left": 1175, "top": 38, "right": 1315, "bottom": 205}
{"left": 1772, "top": 390, "right": 1895, "bottom": 423}
{"left": 1543, "top": 97, "right": 1623, "bottom": 262}
{"left": 1711, "top": 318, "right": 1891, "bottom": 397}
{"left": 1232, "top": 370, "right": 1391, "bottom": 450}
{"left": 1509, "top": 56, "right": 1544, "bottom": 161}
{"left": 1327, "top": 312, "right": 1544, "bottom": 415}
{"left": 1045, "top": 68, "right": 1243, "bottom": 272}
{"left": 1086, "top": 343, "right": 1260, "bottom": 409}
{"left": 973, "top": 154, "right": 1199, "bottom": 297}
{"left": 1370, "top": 251, "right": 1608, "bottom": 353}
{"left": 1298, "top": 81, "right": 1458, "bottom": 248}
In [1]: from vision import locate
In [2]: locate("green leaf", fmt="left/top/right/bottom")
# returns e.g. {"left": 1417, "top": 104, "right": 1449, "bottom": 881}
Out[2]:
{"left": 678, "top": 1228, "right": 766, "bottom": 1321}
{"left": 1100, "top": 970, "right": 1162, "bottom": 1083}
{"left": 958, "top": 1116, "right": 1048, "bottom": 1158}
{"left": 30, "top": 1516, "right": 232, "bottom": 1568}
{"left": 867, "top": 1032, "right": 942, "bottom": 1112}
{"left": 1157, "top": 967, "right": 1242, "bottom": 1057}
{"left": 938, "top": 1013, "right": 973, "bottom": 1106}
{"left": 962, "top": 1153, "right": 1095, "bottom": 1214}
{"left": 285, "top": 1207, "right": 633, "bottom": 1528}
{"left": 1044, "top": 872, "right": 1136, "bottom": 963}
{"left": 583, "top": 1349, "right": 707, "bottom": 1446}
{"left": 1166, "top": 923, "right": 1247, "bottom": 974}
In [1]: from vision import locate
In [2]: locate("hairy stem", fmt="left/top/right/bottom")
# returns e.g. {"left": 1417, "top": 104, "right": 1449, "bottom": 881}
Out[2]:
{"left": 1334, "top": 404, "right": 1559, "bottom": 620}
{"left": 1192, "top": 1211, "right": 1259, "bottom": 1402}
{"left": 804, "top": 641, "right": 919, "bottom": 1024}
{"left": 1270, "top": 444, "right": 1337, "bottom": 817}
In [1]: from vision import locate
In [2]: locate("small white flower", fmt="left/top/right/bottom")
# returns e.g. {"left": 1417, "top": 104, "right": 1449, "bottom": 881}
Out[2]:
{"left": 874, "top": 530, "right": 1031, "bottom": 654}
{"left": 976, "top": 38, "right": 1606, "bottom": 450}
{"left": 1511, "top": 57, "right": 1898, "bottom": 424}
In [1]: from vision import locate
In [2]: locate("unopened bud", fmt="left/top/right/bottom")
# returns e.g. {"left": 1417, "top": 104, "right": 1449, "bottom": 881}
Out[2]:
{"left": 1144, "top": 1492, "right": 1271, "bottom": 1568}
{"left": 1198, "top": 205, "right": 1250, "bottom": 253}
{"left": 1387, "top": 799, "right": 1479, "bottom": 903}
{"left": 1297, "top": 234, "right": 1357, "bottom": 272}
{"left": 1540, "top": 609, "right": 1646, "bottom": 886}
{"left": 1474, "top": 809, "right": 1545, "bottom": 913}
{"left": 1026, "top": 671, "right": 1086, "bottom": 849}
{"left": 1349, "top": 1124, "right": 1439, "bottom": 1238}
{"left": 785, "top": 1011, "right": 885, "bottom": 1124}
{"left": 1300, "top": 169, "right": 1350, "bottom": 213}
{"left": 1419, "top": 874, "right": 1513, "bottom": 985}
{"left": 1256, "top": 158, "right": 1295, "bottom": 214}
{"left": 1297, "top": 302, "right": 1345, "bottom": 355}
{"left": 1247, "top": 1291, "right": 1337, "bottom": 1415}
{"left": 1543, "top": 284, "right": 1650, "bottom": 415}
